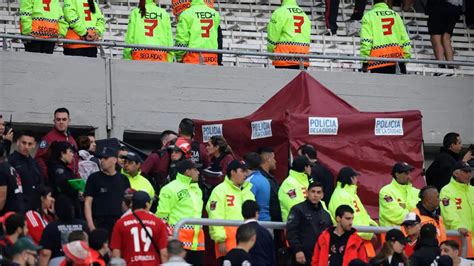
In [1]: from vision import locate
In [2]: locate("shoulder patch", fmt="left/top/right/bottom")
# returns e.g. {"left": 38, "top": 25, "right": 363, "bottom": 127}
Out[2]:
{"left": 210, "top": 201, "right": 217, "bottom": 211}
{"left": 39, "top": 140, "right": 48, "bottom": 149}
{"left": 384, "top": 195, "right": 393, "bottom": 202}
{"left": 442, "top": 198, "right": 450, "bottom": 206}
{"left": 287, "top": 189, "right": 297, "bottom": 199}
{"left": 55, "top": 168, "right": 64, "bottom": 175}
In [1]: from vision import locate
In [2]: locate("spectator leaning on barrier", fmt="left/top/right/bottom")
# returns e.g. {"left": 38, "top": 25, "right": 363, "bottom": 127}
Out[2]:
{"left": 244, "top": 152, "right": 271, "bottom": 222}
{"left": 123, "top": 0, "right": 173, "bottom": 62}
{"left": 426, "top": 132, "right": 472, "bottom": 191}
{"left": 174, "top": 0, "right": 220, "bottom": 65}
{"left": 379, "top": 162, "right": 419, "bottom": 226}
{"left": 62, "top": 0, "right": 105, "bottom": 57}
{"left": 19, "top": 0, "right": 67, "bottom": 54}
{"left": 266, "top": 0, "right": 310, "bottom": 69}
{"left": 206, "top": 160, "right": 255, "bottom": 259}
{"left": 286, "top": 181, "right": 331, "bottom": 266}
{"left": 440, "top": 240, "right": 474, "bottom": 266}
{"left": 360, "top": 0, "right": 411, "bottom": 74}
{"left": 156, "top": 159, "right": 205, "bottom": 265}
{"left": 413, "top": 186, "right": 447, "bottom": 244}
{"left": 329, "top": 167, "right": 378, "bottom": 258}
{"left": 278, "top": 155, "right": 313, "bottom": 222}
{"left": 121, "top": 151, "right": 155, "bottom": 200}
{"left": 439, "top": 161, "right": 474, "bottom": 257}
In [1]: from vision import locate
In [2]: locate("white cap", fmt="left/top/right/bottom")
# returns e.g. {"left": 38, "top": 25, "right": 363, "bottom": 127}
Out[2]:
{"left": 402, "top": 212, "right": 420, "bottom": 225}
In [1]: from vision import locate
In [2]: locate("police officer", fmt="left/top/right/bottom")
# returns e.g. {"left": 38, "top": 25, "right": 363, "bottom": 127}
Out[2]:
{"left": 440, "top": 162, "right": 474, "bottom": 257}
{"left": 123, "top": 0, "right": 173, "bottom": 62}
{"left": 156, "top": 160, "right": 205, "bottom": 265}
{"left": 20, "top": 0, "right": 67, "bottom": 53}
{"left": 379, "top": 162, "right": 419, "bottom": 226}
{"left": 413, "top": 186, "right": 447, "bottom": 244}
{"left": 360, "top": 0, "right": 411, "bottom": 74}
{"left": 175, "top": 0, "right": 220, "bottom": 65}
{"left": 121, "top": 151, "right": 155, "bottom": 200}
{"left": 206, "top": 160, "right": 255, "bottom": 258}
{"left": 267, "top": 0, "right": 310, "bottom": 69}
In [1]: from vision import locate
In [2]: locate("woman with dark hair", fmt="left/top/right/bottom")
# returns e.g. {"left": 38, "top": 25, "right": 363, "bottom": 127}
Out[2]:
{"left": 25, "top": 185, "right": 55, "bottom": 244}
{"left": 369, "top": 229, "right": 408, "bottom": 265}
{"left": 76, "top": 136, "right": 100, "bottom": 180}
{"left": 204, "top": 135, "right": 235, "bottom": 185}
{"left": 123, "top": 0, "right": 173, "bottom": 62}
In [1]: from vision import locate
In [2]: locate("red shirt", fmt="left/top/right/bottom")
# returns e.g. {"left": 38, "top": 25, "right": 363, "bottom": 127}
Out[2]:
{"left": 110, "top": 210, "right": 168, "bottom": 266}
{"left": 404, "top": 240, "right": 417, "bottom": 257}
{"left": 25, "top": 210, "right": 55, "bottom": 244}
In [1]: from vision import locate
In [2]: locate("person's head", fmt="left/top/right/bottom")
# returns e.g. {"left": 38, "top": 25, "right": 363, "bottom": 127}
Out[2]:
{"left": 89, "top": 229, "right": 109, "bottom": 254}
{"left": 53, "top": 108, "right": 71, "bottom": 133}
{"left": 168, "top": 138, "right": 191, "bottom": 160}
{"left": 440, "top": 240, "right": 461, "bottom": 260}
{"left": 177, "top": 159, "right": 201, "bottom": 182}
{"left": 68, "top": 230, "right": 88, "bottom": 243}
{"left": 206, "top": 136, "right": 230, "bottom": 157}
{"left": 242, "top": 200, "right": 259, "bottom": 220}
{"left": 178, "top": 118, "right": 195, "bottom": 138}
{"left": 419, "top": 223, "right": 438, "bottom": 245}
{"left": 243, "top": 152, "right": 261, "bottom": 172}
{"left": 63, "top": 241, "right": 98, "bottom": 265}
{"left": 291, "top": 155, "right": 313, "bottom": 175}
{"left": 131, "top": 191, "right": 152, "bottom": 211}
{"left": 257, "top": 147, "right": 276, "bottom": 172}
{"left": 0, "top": 114, "right": 5, "bottom": 135}
{"left": 297, "top": 144, "right": 317, "bottom": 163}
{"left": 159, "top": 130, "right": 178, "bottom": 149}
{"left": 123, "top": 152, "right": 143, "bottom": 176}
{"left": 307, "top": 181, "right": 324, "bottom": 205}
{"left": 87, "top": 136, "right": 96, "bottom": 153}
{"left": 452, "top": 161, "right": 472, "bottom": 184}
{"left": 11, "top": 237, "right": 41, "bottom": 265}
{"left": 5, "top": 214, "right": 27, "bottom": 237}
{"left": 97, "top": 147, "right": 119, "bottom": 172}
{"left": 122, "top": 188, "right": 136, "bottom": 211}
{"left": 335, "top": 205, "right": 354, "bottom": 232}
{"left": 76, "top": 135, "right": 93, "bottom": 153}
{"left": 443, "top": 132, "right": 462, "bottom": 154}
{"left": 337, "top": 167, "right": 360, "bottom": 187}
{"left": 167, "top": 240, "right": 186, "bottom": 258}
{"left": 16, "top": 131, "right": 36, "bottom": 157}
{"left": 391, "top": 162, "right": 415, "bottom": 185}
{"left": 385, "top": 229, "right": 408, "bottom": 254}
{"left": 401, "top": 212, "right": 421, "bottom": 237}
{"left": 236, "top": 223, "right": 256, "bottom": 248}
{"left": 226, "top": 160, "right": 248, "bottom": 186}
{"left": 29, "top": 185, "right": 54, "bottom": 213}
{"left": 55, "top": 195, "right": 75, "bottom": 222}
{"left": 419, "top": 186, "right": 440, "bottom": 211}
{"left": 50, "top": 141, "right": 75, "bottom": 164}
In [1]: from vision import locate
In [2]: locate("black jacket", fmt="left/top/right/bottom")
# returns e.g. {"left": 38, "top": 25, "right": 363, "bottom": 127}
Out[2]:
{"left": 426, "top": 147, "right": 459, "bottom": 192}
{"left": 8, "top": 151, "right": 42, "bottom": 208}
{"left": 259, "top": 168, "right": 282, "bottom": 222}
{"left": 311, "top": 162, "right": 335, "bottom": 205}
{"left": 247, "top": 220, "right": 276, "bottom": 266}
{"left": 409, "top": 237, "right": 440, "bottom": 266}
{"left": 286, "top": 199, "right": 332, "bottom": 265}
{"left": 369, "top": 253, "right": 406, "bottom": 266}
{"left": 47, "top": 161, "right": 81, "bottom": 218}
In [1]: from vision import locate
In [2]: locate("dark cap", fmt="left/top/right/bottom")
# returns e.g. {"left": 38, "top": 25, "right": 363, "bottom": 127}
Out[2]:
{"left": 420, "top": 223, "right": 437, "bottom": 239}
{"left": 97, "top": 147, "right": 118, "bottom": 158}
{"left": 227, "top": 160, "right": 248, "bottom": 174}
{"left": 132, "top": 191, "right": 151, "bottom": 207}
{"left": 385, "top": 229, "right": 408, "bottom": 245}
{"left": 338, "top": 167, "right": 360, "bottom": 180}
{"left": 298, "top": 144, "right": 317, "bottom": 161}
{"left": 453, "top": 161, "right": 471, "bottom": 172}
{"left": 401, "top": 212, "right": 421, "bottom": 226}
{"left": 122, "top": 151, "right": 143, "bottom": 163}
{"left": 12, "top": 237, "right": 42, "bottom": 255}
{"left": 392, "top": 162, "right": 415, "bottom": 174}
{"left": 177, "top": 159, "right": 202, "bottom": 174}
{"left": 292, "top": 155, "right": 314, "bottom": 170}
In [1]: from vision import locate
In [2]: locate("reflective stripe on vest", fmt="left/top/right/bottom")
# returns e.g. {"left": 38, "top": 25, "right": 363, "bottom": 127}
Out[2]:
{"left": 272, "top": 42, "right": 309, "bottom": 67}
{"left": 31, "top": 18, "right": 60, "bottom": 38}
{"left": 183, "top": 52, "right": 218, "bottom": 65}
{"left": 131, "top": 49, "right": 168, "bottom": 62}
{"left": 368, "top": 43, "right": 403, "bottom": 70}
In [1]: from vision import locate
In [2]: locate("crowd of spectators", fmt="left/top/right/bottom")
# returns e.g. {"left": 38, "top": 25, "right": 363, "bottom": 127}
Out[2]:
{"left": 0, "top": 107, "right": 473, "bottom": 265}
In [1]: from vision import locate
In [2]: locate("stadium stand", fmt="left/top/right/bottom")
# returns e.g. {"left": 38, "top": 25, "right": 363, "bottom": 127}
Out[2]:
{"left": 0, "top": 0, "right": 473, "bottom": 75}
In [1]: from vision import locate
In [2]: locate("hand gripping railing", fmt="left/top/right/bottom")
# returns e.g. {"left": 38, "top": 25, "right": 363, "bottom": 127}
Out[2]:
{"left": 172, "top": 218, "right": 469, "bottom": 258}
{"left": 2, "top": 33, "right": 474, "bottom": 68}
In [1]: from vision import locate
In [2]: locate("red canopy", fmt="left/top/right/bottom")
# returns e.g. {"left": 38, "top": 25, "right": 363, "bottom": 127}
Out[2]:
{"left": 194, "top": 72, "right": 424, "bottom": 216}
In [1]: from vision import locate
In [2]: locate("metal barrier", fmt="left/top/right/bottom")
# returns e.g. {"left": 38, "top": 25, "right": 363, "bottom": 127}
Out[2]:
{"left": 2, "top": 33, "right": 474, "bottom": 69}
{"left": 173, "top": 218, "right": 469, "bottom": 258}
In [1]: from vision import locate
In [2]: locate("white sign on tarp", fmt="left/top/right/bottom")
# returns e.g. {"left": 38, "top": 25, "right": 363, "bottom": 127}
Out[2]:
{"left": 308, "top": 117, "right": 338, "bottom": 135}
{"left": 375, "top": 118, "right": 404, "bottom": 136}
{"left": 251, "top": 120, "right": 272, "bottom": 140}
{"left": 202, "top": 124, "right": 223, "bottom": 142}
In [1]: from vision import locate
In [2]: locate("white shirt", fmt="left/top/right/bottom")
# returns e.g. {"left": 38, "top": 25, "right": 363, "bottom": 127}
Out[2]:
{"left": 460, "top": 257, "right": 474, "bottom": 266}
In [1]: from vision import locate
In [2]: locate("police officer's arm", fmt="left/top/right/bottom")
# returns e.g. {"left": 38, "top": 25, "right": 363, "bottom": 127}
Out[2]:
{"left": 83, "top": 176, "right": 96, "bottom": 230}
{"left": 55, "top": 170, "right": 78, "bottom": 198}
{"left": 266, "top": 10, "right": 285, "bottom": 53}
{"left": 174, "top": 12, "right": 191, "bottom": 62}
{"left": 359, "top": 15, "right": 373, "bottom": 59}
{"left": 286, "top": 206, "right": 305, "bottom": 255}
{"left": 439, "top": 191, "right": 467, "bottom": 231}
{"left": 35, "top": 139, "right": 50, "bottom": 180}
{"left": 59, "top": 8, "right": 68, "bottom": 38}
{"left": 206, "top": 190, "right": 227, "bottom": 243}
{"left": 19, "top": 0, "right": 33, "bottom": 35}
{"left": 164, "top": 12, "right": 175, "bottom": 62}
{"left": 123, "top": 9, "right": 136, "bottom": 60}
{"left": 155, "top": 186, "right": 174, "bottom": 223}
{"left": 63, "top": 0, "right": 88, "bottom": 37}
{"left": 379, "top": 190, "right": 407, "bottom": 225}
{"left": 396, "top": 14, "right": 411, "bottom": 59}
{"left": 94, "top": 5, "right": 106, "bottom": 38}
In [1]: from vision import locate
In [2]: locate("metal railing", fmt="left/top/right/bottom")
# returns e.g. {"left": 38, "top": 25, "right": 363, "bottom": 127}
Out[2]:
{"left": 2, "top": 34, "right": 474, "bottom": 69}
{"left": 173, "top": 218, "right": 469, "bottom": 258}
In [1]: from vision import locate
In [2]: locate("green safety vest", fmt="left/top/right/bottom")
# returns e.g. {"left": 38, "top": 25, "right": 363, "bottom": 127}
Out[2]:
{"left": 63, "top": 0, "right": 105, "bottom": 48}
{"left": 267, "top": 0, "right": 311, "bottom": 66}
{"left": 379, "top": 178, "right": 419, "bottom": 226}
{"left": 121, "top": 169, "right": 155, "bottom": 199}
{"left": 123, "top": 0, "right": 173, "bottom": 62}
{"left": 20, "top": 0, "right": 68, "bottom": 38}
{"left": 360, "top": 2, "right": 411, "bottom": 69}
{"left": 278, "top": 170, "right": 310, "bottom": 221}
{"left": 175, "top": 0, "right": 220, "bottom": 64}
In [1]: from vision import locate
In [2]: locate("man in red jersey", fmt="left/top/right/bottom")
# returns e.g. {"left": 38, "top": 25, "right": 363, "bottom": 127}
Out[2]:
{"left": 110, "top": 191, "right": 168, "bottom": 265}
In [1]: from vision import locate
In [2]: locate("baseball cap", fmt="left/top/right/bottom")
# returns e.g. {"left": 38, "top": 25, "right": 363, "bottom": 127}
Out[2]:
{"left": 177, "top": 159, "right": 202, "bottom": 174}
{"left": 298, "top": 144, "right": 317, "bottom": 161}
{"left": 453, "top": 161, "right": 471, "bottom": 172}
{"left": 227, "top": 160, "right": 248, "bottom": 174}
{"left": 12, "top": 237, "right": 42, "bottom": 255}
{"left": 392, "top": 162, "right": 415, "bottom": 174}
{"left": 292, "top": 155, "right": 314, "bottom": 170}
{"left": 122, "top": 151, "right": 143, "bottom": 163}
{"left": 419, "top": 223, "right": 437, "bottom": 239}
{"left": 132, "top": 191, "right": 151, "bottom": 207}
{"left": 97, "top": 147, "right": 118, "bottom": 158}
{"left": 63, "top": 240, "right": 100, "bottom": 265}
{"left": 337, "top": 167, "right": 360, "bottom": 180}
{"left": 385, "top": 229, "right": 408, "bottom": 245}
{"left": 401, "top": 212, "right": 421, "bottom": 226}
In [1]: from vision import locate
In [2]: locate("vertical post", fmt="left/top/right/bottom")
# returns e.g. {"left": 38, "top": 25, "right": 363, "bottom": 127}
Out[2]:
{"left": 199, "top": 52, "right": 204, "bottom": 65}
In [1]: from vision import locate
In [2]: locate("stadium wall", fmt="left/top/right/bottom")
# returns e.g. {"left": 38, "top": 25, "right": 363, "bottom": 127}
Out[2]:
{"left": 1, "top": 51, "right": 473, "bottom": 146}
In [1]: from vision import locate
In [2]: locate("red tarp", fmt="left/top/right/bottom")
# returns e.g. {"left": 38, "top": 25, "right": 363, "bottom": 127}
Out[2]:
{"left": 193, "top": 72, "right": 424, "bottom": 217}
